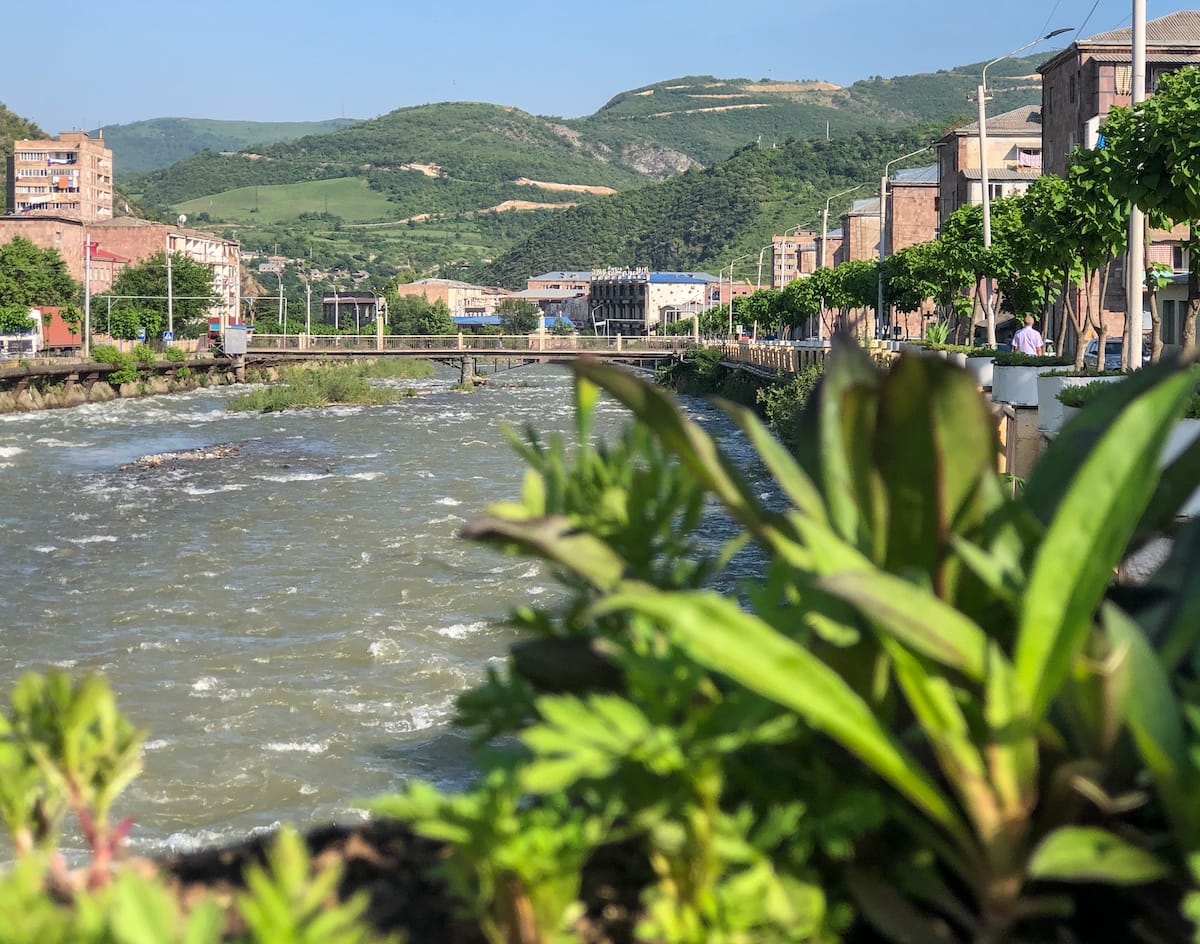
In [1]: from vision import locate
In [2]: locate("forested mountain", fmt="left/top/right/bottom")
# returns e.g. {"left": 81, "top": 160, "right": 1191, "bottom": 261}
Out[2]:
{"left": 474, "top": 123, "right": 946, "bottom": 288}
{"left": 567, "top": 54, "right": 1045, "bottom": 167}
{"left": 0, "top": 102, "right": 46, "bottom": 215}
{"left": 95, "top": 117, "right": 361, "bottom": 173}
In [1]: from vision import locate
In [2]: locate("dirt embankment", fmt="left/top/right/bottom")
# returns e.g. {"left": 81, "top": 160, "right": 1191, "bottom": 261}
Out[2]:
{"left": 514, "top": 178, "right": 616, "bottom": 195}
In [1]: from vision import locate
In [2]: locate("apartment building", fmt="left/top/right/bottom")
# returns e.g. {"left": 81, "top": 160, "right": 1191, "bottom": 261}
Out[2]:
{"left": 835, "top": 197, "right": 881, "bottom": 265}
{"left": 391, "top": 278, "right": 511, "bottom": 317}
{"left": 526, "top": 270, "right": 592, "bottom": 293}
{"left": 885, "top": 166, "right": 939, "bottom": 253}
{"left": 936, "top": 106, "right": 1043, "bottom": 227}
{"left": 1038, "top": 11, "right": 1200, "bottom": 342}
{"left": 1039, "top": 11, "right": 1200, "bottom": 174}
{"left": 6, "top": 131, "right": 113, "bottom": 221}
{"left": 770, "top": 232, "right": 819, "bottom": 289}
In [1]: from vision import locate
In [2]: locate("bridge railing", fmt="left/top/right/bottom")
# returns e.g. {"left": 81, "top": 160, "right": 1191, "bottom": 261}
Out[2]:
{"left": 246, "top": 333, "right": 698, "bottom": 354}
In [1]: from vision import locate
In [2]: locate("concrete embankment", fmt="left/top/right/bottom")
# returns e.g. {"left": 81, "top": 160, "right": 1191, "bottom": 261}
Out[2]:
{"left": 0, "top": 358, "right": 277, "bottom": 414}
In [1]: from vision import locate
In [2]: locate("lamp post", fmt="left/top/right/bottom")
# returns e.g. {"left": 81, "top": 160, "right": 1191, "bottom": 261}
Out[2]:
{"left": 818, "top": 185, "right": 864, "bottom": 340}
{"left": 297, "top": 269, "right": 312, "bottom": 337}
{"left": 755, "top": 242, "right": 776, "bottom": 291}
{"left": 978, "top": 27, "right": 1072, "bottom": 346}
{"left": 878, "top": 146, "right": 932, "bottom": 338}
{"left": 82, "top": 232, "right": 91, "bottom": 358}
{"left": 728, "top": 254, "right": 751, "bottom": 336}
{"left": 258, "top": 263, "right": 284, "bottom": 340}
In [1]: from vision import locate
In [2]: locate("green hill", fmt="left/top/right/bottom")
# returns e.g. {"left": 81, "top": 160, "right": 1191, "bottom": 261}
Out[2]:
{"left": 97, "top": 117, "right": 361, "bottom": 173}
{"left": 566, "top": 54, "right": 1048, "bottom": 168}
{"left": 474, "top": 123, "right": 946, "bottom": 289}
{"left": 0, "top": 102, "right": 47, "bottom": 214}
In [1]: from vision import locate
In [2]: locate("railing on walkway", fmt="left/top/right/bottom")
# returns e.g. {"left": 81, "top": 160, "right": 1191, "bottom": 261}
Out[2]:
{"left": 715, "top": 339, "right": 901, "bottom": 373}
{"left": 245, "top": 333, "right": 697, "bottom": 355}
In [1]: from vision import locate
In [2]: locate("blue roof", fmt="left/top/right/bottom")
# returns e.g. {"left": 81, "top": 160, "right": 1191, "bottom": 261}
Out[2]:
{"left": 648, "top": 272, "right": 712, "bottom": 284}
{"left": 453, "top": 315, "right": 501, "bottom": 326}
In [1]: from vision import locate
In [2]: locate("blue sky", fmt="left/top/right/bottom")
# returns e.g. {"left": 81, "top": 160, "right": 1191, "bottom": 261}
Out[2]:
{"left": 1, "top": 0, "right": 1179, "bottom": 133}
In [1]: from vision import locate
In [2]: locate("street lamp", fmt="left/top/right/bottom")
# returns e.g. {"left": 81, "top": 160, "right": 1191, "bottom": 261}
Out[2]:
{"left": 258, "top": 263, "right": 284, "bottom": 340}
{"left": 728, "top": 254, "right": 752, "bottom": 336}
{"left": 818, "top": 185, "right": 864, "bottom": 340}
{"left": 755, "top": 242, "right": 776, "bottom": 291}
{"left": 978, "top": 26, "right": 1072, "bottom": 346}
{"left": 878, "top": 146, "right": 932, "bottom": 337}
{"left": 296, "top": 269, "right": 313, "bottom": 336}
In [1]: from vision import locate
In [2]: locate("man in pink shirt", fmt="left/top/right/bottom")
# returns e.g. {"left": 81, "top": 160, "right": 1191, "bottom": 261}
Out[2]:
{"left": 1012, "top": 315, "right": 1044, "bottom": 356}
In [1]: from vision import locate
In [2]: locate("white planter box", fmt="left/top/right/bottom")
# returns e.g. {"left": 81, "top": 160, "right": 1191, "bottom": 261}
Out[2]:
{"left": 991, "top": 365, "right": 1062, "bottom": 406}
{"left": 1037, "top": 374, "right": 1123, "bottom": 432}
{"left": 1161, "top": 418, "right": 1200, "bottom": 518}
{"left": 965, "top": 356, "right": 994, "bottom": 388}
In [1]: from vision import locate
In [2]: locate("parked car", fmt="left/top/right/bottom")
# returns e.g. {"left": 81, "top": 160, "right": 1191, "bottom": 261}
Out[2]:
{"left": 1083, "top": 337, "right": 1150, "bottom": 371}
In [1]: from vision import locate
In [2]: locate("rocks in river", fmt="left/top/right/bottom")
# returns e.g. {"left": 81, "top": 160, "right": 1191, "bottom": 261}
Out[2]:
{"left": 122, "top": 444, "right": 241, "bottom": 472}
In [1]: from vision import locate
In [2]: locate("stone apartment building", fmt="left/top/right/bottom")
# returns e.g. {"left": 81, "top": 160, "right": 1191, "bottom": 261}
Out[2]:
{"left": 769, "top": 232, "right": 821, "bottom": 289}
{"left": 1038, "top": 11, "right": 1200, "bottom": 345}
{"left": 6, "top": 131, "right": 113, "bottom": 221}
{"left": 0, "top": 215, "right": 241, "bottom": 332}
{"left": 885, "top": 166, "right": 939, "bottom": 253}
{"left": 936, "top": 106, "right": 1043, "bottom": 227}
{"left": 835, "top": 197, "right": 881, "bottom": 265}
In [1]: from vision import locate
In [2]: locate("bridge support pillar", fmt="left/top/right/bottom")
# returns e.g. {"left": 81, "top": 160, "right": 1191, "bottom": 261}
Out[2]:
{"left": 616, "top": 334, "right": 623, "bottom": 352}
{"left": 460, "top": 356, "right": 476, "bottom": 385}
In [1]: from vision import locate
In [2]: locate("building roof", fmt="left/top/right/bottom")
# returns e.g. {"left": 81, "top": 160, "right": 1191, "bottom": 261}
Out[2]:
{"left": 648, "top": 272, "right": 712, "bottom": 284}
{"left": 530, "top": 270, "right": 593, "bottom": 281}
{"left": 961, "top": 167, "right": 1042, "bottom": 181}
{"left": 958, "top": 105, "right": 1042, "bottom": 134}
{"left": 1082, "top": 11, "right": 1200, "bottom": 46}
{"left": 893, "top": 165, "right": 938, "bottom": 184}
{"left": 847, "top": 197, "right": 881, "bottom": 216}
{"left": 511, "top": 288, "right": 586, "bottom": 300}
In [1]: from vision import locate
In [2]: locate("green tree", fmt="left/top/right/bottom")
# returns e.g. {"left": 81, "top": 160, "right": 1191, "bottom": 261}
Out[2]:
{"left": 496, "top": 298, "right": 539, "bottom": 334}
{"left": 1101, "top": 66, "right": 1200, "bottom": 352}
{"left": 0, "top": 304, "right": 36, "bottom": 333}
{"left": 0, "top": 236, "right": 76, "bottom": 308}
{"left": 100, "top": 251, "right": 216, "bottom": 340}
{"left": 417, "top": 299, "right": 455, "bottom": 335}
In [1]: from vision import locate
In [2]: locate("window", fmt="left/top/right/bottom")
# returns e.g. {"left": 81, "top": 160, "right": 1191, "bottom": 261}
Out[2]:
{"left": 1115, "top": 65, "right": 1133, "bottom": 96}
{"left": 1174, "top": 245, "right": 1186, "bottom": 271}
{"left": 1163, "top": 300, "right": 1178, "bottom": 346}
{"left": 1069, "top": 75, "right": 1076, "bottom": 103}
{"left": 988, "top": 183, "right": 1004, "bottom": 199}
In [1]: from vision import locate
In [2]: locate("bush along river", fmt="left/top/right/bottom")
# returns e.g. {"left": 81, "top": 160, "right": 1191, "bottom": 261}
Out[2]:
{"left": 0, "top": 361, "right": 768, "bottom": 863}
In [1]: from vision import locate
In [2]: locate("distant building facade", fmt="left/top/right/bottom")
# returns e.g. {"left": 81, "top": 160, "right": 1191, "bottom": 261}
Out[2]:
{"left": 0, "top": 215, "right": 241, "bottom": 332}
{"left": 588, "top": 268, "right": 718, "bottom": 335}
{"left": 835, "top": 197, "right": 881, "bottom": 265}
{"left": 885, "top": 165, "right": 939, "bottom": 253}
{"left": 1038, "top": 11, "right": 1200, "bottom": 343}
{"left": 391, "top": 278, "right": 511, "bottom": 317}
{"left": 320, "top": 292, "right": 387, "bottom": 329}
{"left": 936, "top": 106, "right": 1043, "bottom": 227}
{"left": 526, "top": 271, "right": 593, "bottom": 293}
{"left": 6, "top": 131, "right": 113, "bottom": 221}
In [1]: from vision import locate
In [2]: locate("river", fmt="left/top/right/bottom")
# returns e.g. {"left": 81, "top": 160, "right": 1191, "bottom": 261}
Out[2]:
{"left": 0, "top": 362, "right": 759, "bottom": 862}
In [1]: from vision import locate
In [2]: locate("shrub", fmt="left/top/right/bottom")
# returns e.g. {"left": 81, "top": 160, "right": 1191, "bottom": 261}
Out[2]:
{"left": 163, "top": 346, "right": 187, "bottom": 363}
{"left": 132, "top": 344, "right": 156, "bottom": 367}
{"left": 92, "top": 345, "right": 138, "bottom": 386}
{"left": 993, "top": 350, "right": 1073, "bottom": 367}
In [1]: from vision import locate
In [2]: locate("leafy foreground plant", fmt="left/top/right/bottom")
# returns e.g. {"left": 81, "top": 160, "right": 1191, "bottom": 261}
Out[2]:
{"left": 0, "top": 673, "right": 398, "bottom": 944}
{"left": 374, "top": 339, "right": 1200, "bottom": 943}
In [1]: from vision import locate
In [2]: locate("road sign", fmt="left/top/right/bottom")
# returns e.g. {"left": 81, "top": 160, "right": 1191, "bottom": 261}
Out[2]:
{"left": 136, "top": 327, "right": 146, "bottom": 341}
{"left": 163, "top": 330, "right": 174, "bottom": 342}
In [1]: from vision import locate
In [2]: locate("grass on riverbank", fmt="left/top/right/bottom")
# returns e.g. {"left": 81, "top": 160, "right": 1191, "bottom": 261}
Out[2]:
{"left": 226, "top": 360, "right": 431, "bottom": 412}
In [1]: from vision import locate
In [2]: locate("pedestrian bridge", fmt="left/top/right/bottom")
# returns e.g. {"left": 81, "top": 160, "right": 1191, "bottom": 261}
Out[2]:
{"left": 246, "top": 333, "right": 690, "bottom": 359}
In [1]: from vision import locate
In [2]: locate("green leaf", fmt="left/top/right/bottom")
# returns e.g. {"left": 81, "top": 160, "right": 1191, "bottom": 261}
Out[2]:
{"left": 1104, "top": 603, "right": 1200, "bottom": 846}
{"left": 1016, "top": 364, "right": 1195, "bottom": 718}
{"left": 819, "top": 569, "right": 988, "bottom": 680}
{"left": 572, "top": 359, "right": 770, "bottom": 531}
{"left": 459, "top": 514, "right": 626, "bottom": 591}
{"left": 590, "top": 586, "right": 974, "bottom": 851}
{"left": 1028, "top": 827, "right": 1169, "bottom": 884}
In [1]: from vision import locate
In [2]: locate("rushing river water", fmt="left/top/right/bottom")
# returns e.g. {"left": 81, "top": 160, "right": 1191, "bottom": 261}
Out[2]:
{"left": 0, "top": 363, "right": 761, "bottom": 862}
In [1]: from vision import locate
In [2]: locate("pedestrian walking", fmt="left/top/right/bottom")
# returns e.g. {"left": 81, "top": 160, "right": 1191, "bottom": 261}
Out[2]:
{"left": 1013, "top": 315, "right": 1044, "bottom": 356}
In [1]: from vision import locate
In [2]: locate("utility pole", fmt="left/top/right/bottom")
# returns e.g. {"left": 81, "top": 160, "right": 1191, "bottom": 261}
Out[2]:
{"left": 1128, "top": 0, "right": 1146, "bottom": 367}
{"left": 83, "top": 232, "right": 91, "bottom": 357}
